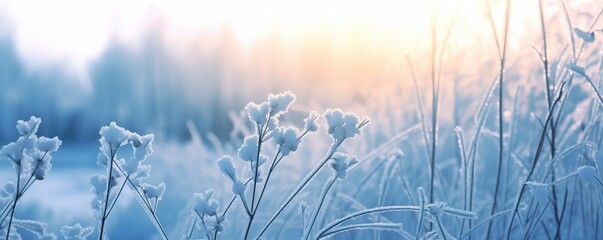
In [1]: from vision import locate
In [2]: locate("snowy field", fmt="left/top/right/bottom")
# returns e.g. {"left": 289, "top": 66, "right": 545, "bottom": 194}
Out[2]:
{"left": 2, "top": 0, "right": 603, "bottom": 239}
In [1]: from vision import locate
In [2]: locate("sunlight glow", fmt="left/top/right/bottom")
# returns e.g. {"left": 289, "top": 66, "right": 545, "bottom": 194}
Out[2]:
{"left": 0, "top": 0, "right": 541, "bottom": 82}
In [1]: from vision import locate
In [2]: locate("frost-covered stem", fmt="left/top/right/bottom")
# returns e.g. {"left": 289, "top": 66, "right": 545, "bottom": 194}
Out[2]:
{"left": 428, "top": 0, "right": 439, "bottom": 210}
{"left": 112, "top": 164, "right": 169, "bottom": 240}
{"left": 434, "top": 214, "right": 448, "bottom": 240}
{"left": 0, "top": 200, "right": 13, "bottom": 224}
{"left": 317, "top": 205, "right": 421, "bottom": 239}
{"left": 254, "top": 140, "right": 345, "bottom": 240}
{"left": 408, "top": 58, "right": 433, "bottom": 162}
{"left": 415, "top": 188, "right": 426, "bottom": 240}
{"left": 19, "top": 153, "right": 46, "bottom": 195}
{"left": 195, "top": 211, "right": 212, "bottom": 240}
{"left": 4, "top": 164, "right": 21, "bottom": 240}
{"left": 486, "top": 0, "right": 511, "bottom": 238}
{"left": 524, "top": 201, "right": 552, "bottom": 239}
{"left": 505, "top": 83, "right": 565, "bottom": 239}
{"left": 376, "top": 160, "right": 396, "bottom": 240}
{"left": 217, "top": 195, "right": 237, "bottom": 225}
{"left": 225, "top": 178, "right": 253, "bottom": 218}
{"left": 105, "top": 175, "right": 130, "bottom": 218}
{"left": 240, "top": 194, "right": 252, "bottom": 217}
{"left": 454, "top": 128, "right": 469, "bottom": 238}
{"left": 460, "top": 210, "right": 512, "bottom": 240}
{"left": 550, "top": 172, "right": 577, "bottom": 186}
{"left": 99, "top": 147, "right": 117, "bottom": 240}
{"left": 318, "top": 223, "right": 404, "bottom": 240}
{"left": 463, "top": 78, "right": 499, "bottom": 235}
{"left": 0, "top": 151, "right": 48, "bottom": 229}
{"left": 243, "top": 121, "right": 270, "bottom": 239}
{"left": 250, "top": 123, "right": 263, "bottom": 212}
{"left": 538, "top": 0, "right": 551, "bottom": 110}
{"left": 148, "top": 207, "right": 169, "bottom": 240}
{"left": 243, "top": 210, "right": 254, "bottom": 239}
{"left": 213, "top": 215, "right": 220, "bottom": 240}
{"left": 187, "top": 216, "right": 198, "bottom": 239}
{"left": 559, "top": 0, "right": 575, "bottom": 58}
{"left": 253, "top": 150, "right": 283, "bottom": 215}
{"left": 573, "top": 71, "right": 603, "bottom": 107}
{"left": 304, "top": 176, "right": 337, "bottom": 240}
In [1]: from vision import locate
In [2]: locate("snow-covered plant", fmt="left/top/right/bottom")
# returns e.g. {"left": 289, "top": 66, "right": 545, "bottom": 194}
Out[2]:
{"left": 254, "top": 107, "right": 368, "bottom": 239}
{"left": 315, "top": 187, "right": 475, "bottom": 240}
{"left": 0, "top": 117, "right": 61, "bottom": 240}
{"left": 187, "top": 189, "right": 225, "bottom": 240}
{"left": 188, "top": 91, "right": 369, "bottom": 240}
{"left": 91, "top": 122, "right": 167, "bottom": 240}
{"left": 301, "top": 153, "right": 359, "bottom": 240}
{"left": 329, "top": 153, "right": 359, "bottom": 181}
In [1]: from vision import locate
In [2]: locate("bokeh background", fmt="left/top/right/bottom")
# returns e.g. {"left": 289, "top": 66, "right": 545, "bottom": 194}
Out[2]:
{"left": 0, "top": 0, "right": 539, "bottom": 143}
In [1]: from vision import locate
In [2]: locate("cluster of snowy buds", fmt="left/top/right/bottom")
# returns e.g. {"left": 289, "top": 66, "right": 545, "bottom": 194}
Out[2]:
{"left": 324, "top": 109, "right": 370, "bottom": 145}
{"left": 217, "top": 155, "right": 245, "bottom": 195}
{"left": 191, "top": 188, "right": 225, "bottom": 236}
{"left": 194, "top": 189, "right": 220, "bottom": 217}
{"left": 0, "top": 117, "right": 61, "bottom": 240}
{"left": 91, "top": 122, "right": 164, "bottom": 227}
{"left": 329, "top": 152, "right": 359, "bottom": 180}
{"left": 218, "top": 91, "right": 319, "bottom": 196}
{"left": 202, "top": 92, "right": 370, "bottom": 239}
{"left": 0, "top": 117, "right": 62, "bottom": 180}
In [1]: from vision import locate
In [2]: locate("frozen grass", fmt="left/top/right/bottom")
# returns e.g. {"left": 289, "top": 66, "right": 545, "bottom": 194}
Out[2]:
{"left": 3, "top": 1, "right": 603, "bottom": 240}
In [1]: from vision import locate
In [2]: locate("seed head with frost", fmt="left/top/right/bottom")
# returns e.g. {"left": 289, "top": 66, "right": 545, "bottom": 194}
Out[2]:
{"left": 303, "top": 111, "right": 319, "bottom": 132}
{"left": 0, "top": 130, "right": 40, "bottom": 166}
{"left": 217, "top": 155, "right": 238, "bottom": 181}
{"left": 99, "top": 122, "right": 130, "bottom": 159}
{"left": 324, "top": 109, "right": 369, "bottom": 144}
{"left": 267, "top": 91, "right": 296, "bottom": 116}
{"left": 0, "top": 117, "right": 60, "bottom": 178}
{"left": 330, "top": 152, "right": 359, "bottom": 180}
{"left": 245, "top": 102, "right": 270, "bottom": 125}
{"left": 194, "top": 189, "right": 220, "bottom": 216}
{"left": 142, "top": 183, "right": 166, "bottom": 200}
{"left": 217, "top": 155, "right": 247, "bottom": 195}
{"left": 238, "top": 135, "right": 259, "bottom": 162}
{"left": 35, "top": 137, "right": 62, "bottom": 153}
{"left": 0, "top": 142, "right": 24, "bottom": 165}
{"left": 33, "top": 153, "right": 53, "bottom": 180}
{"left": 272, "top": 126, "right": 301, "bottom": 156}
{"left": 99, "top": 122, "right": 130, "bottom": 146}
{"left": 16, "top": 116, "right": 41, "bottom": 137}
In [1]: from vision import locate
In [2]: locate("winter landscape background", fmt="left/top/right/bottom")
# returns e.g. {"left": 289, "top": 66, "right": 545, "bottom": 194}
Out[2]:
{"left": 1, "top": 0, "right": 603, "bottom": 239}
